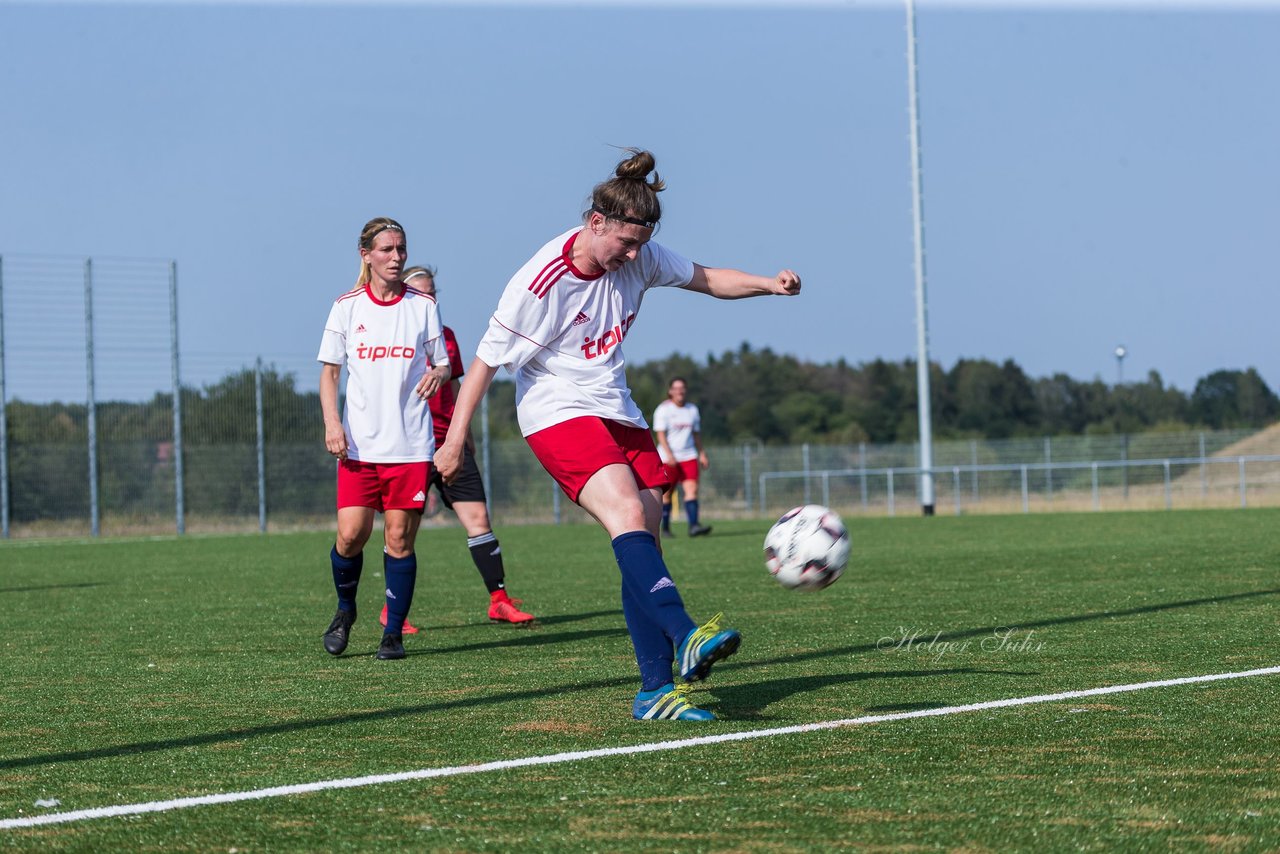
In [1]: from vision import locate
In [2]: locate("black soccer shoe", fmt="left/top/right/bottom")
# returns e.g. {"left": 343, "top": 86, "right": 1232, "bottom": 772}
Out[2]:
{"left": 323, "top": 608, "right": 356, "bottom": 656}
{"left": 376, "top": 633, "right": 406, "bottom": 660}
{"left": 688, "top": 523, "right": 713, "bottom": 537}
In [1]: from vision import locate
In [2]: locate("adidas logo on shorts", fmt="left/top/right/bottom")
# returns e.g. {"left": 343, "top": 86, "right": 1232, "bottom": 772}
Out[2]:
{"left": 412, "top": 491, "right": 426, "bottom": 501}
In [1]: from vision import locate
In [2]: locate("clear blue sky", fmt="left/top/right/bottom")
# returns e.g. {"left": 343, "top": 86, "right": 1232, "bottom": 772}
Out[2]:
{"left": 2, "top": 0, "right": 1277, "bottom": 403}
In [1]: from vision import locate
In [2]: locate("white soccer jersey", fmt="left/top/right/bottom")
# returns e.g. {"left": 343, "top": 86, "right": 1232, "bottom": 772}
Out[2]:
{"left": 475, "top": 228, "right": 696, "bottom": 436}
{"left": 653, "top": 400, "right": 701, "bottom": 463}
{"left": 316, "top": 284, "right": 448, "bottom": 463}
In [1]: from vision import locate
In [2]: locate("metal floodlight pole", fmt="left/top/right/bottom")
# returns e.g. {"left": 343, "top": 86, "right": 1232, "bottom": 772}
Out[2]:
{"left": 170, "top": 261, "right": 185, "bottom": 535}
{"left": 255, "top": 356, "right": 267, "bottom": 534}
{"left": 0, "top": 256, "right": 8, "bottom": 538}
{"left": 85, "top": 259, "right": 100, "bottom": 537}
{"left": 906, "top": 0, "right": 936, "bottom": 515}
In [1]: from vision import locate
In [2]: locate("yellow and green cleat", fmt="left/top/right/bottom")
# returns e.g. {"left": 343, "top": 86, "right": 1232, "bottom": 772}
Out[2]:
{"left": 632, "top": 682, "right": 716, "bottom": 721}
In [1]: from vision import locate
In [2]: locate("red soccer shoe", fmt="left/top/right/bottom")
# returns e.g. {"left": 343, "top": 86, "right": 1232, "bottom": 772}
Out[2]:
{"left": 379, "top": 603, "right": 420, "bottom": 635}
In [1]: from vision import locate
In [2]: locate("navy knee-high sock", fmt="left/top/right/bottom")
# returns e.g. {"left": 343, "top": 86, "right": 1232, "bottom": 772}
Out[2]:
{"left": 660, "top": 502, "right": 672, "bottom": 532}
{"left": 685, "top": 499, "right": 700, "bottom": 527}
{"left": 621, "top": 583, "right": 675, "bottom": 691}
{"left": 331, "top": 546, "right": 362, "bottom": 613}
{"left": 611, "top": 531, "right": 696, "bottom": 644}
{"left": 383, "top": 552, "right": 417, "bottom": 635}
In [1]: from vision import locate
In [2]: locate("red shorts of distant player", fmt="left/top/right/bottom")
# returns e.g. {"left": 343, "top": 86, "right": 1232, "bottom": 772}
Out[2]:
{"left": 526, "top": 416, "right": 674, "bottom": 504}
{"left": 337, "top": 459, "right": 430, "bottom": 511}
{"left": 663, "top": 459, "right": 700, "bottom": 485}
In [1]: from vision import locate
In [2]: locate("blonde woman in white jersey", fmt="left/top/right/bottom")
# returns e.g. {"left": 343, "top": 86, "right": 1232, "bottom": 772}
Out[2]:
{"left": 317, "top": 217, "right": 450, "bottom": 662}
{"left": 436, "top": 150, "right": 800, "bottom": 720}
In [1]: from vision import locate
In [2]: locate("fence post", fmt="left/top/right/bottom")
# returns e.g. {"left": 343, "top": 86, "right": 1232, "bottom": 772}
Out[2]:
{"left": 970, "top": 439, "right": 979, "bottom": 502}
{"left": 1239, "top": 457, "right": 1247, "bottom": 508}
{"left": 1020, "top": 465, "right": 1029, "bottom": 514}
{"left": 859, "top": 441, "right": 868, "bottom": 510}
{"left": 742, "top": 442, "right": 752, "bottom": 510}
{"left": 84, "top": 259, "right": 100, "bottom": 537}
{"left": 759, "top": 474, "right": 767, "bottom": 515}
{"left": 254, "top": 357, "right": 266, "bottom": 534}
{"left": 821, "top": 470, "right": 830, "bottom": 508}
{"left": 169, "top": 261, "right": 185, "bottom": 535}
{"left": 952, "top": 466, "right": 961, "bottom": 516}
{"left": 1163, "top": 459, "right": 1172, "bottom": 511}
{"left": 1121, "top": 434, "right": 1129, "bottom": 500}
{"left": 887, "top": 469, "right": 895, "bottom": 517}
{"left": 1199, "top": 432, "right": 1207, "bottom": 497}
{"left": 802, "top": 442, "right": 811, "bottom": 504}
{"left": 552, "top": 477, "right": 561, "bottom": 525}
{"left": 0, "top": 255, "right": 7, "bottom": 539}
{"left": 1044, "top": 436, "right": 1053, "bottom": 502}
{"left": 1091, "top": 463, "right": 1099, "bottom": 511}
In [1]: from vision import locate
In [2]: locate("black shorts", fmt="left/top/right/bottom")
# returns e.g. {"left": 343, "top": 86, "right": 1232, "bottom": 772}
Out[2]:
{"left": 428, "top": 444, "right": 488, "bottom": 508}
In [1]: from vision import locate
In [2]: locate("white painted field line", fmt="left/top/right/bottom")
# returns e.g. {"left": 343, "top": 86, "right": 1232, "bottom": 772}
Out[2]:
{"left": 4, "top": 664, "right": 1278, "bottom": 830}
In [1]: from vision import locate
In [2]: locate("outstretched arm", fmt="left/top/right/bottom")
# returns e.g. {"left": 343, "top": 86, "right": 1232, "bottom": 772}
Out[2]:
{"left": 436, "top": 357, "right": 499, "bottom": 483}
{"left": 684, "top": 265, "right": 801, "bottom": 299}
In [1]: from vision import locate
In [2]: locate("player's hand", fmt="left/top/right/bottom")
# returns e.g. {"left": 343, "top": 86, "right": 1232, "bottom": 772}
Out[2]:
{"left": 699, "top": 450, "right": 710, "bottom": 470}
{"left": 415, "top": 367, "right": 448, "bottom": 400}
{"left": 436, "top": 439, "right": 461, "bottom": 484}
{"left": 774, "top": 270, "right": 801, "bottom": 295}
{"left": 324, "top": 422, "right": 348, "bottom": 460}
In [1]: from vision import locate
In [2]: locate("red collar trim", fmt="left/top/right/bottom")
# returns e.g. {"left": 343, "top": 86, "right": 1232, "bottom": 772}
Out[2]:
{"left": 364, "top": 282, "right": 405, "bottom": 306}
{"left": 562, "top": 230, "right": 605, "bottom": 281}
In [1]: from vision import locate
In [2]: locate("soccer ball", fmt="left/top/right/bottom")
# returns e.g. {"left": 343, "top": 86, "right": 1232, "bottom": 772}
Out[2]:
{"left": 763, "top": 505, "right": 850, "bottom": 591}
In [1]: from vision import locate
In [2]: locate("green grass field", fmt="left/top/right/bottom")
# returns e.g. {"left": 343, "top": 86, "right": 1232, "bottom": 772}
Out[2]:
{"left": 2, "top": 509, "right": 1278, "bottom": 850}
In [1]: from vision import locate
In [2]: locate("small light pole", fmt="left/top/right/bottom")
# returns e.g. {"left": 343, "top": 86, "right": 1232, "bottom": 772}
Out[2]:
{"left": 1114, "top": 345, "right": 1127, "bottom": 385}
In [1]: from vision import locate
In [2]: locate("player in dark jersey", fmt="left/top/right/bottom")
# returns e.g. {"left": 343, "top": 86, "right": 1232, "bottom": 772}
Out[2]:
{"left": 376, "top": 266, "right": 534, "bottom": 633}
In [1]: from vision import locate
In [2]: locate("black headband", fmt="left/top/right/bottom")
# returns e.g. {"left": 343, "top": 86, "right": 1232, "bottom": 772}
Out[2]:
{"left": 591, "top": 206, "right": 657, "bottom": 230}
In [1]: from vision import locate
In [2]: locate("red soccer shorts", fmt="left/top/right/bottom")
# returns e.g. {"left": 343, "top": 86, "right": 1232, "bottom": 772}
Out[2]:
{"left": 336, "top": 459, "right": 430, "bottom": 512}
{"left": 526, "top": 416, "right": 673, "bottom": 504}
{"left": 664, "top": 459, "right": 700, "bottom": 485}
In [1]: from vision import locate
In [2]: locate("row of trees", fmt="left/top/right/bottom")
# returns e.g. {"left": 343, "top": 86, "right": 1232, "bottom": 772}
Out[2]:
{"left": 495, "top": 345, "right": 1278, "bottom": 445}
{"left": 6, "top": 348, "right": 1277, "bottom": 449}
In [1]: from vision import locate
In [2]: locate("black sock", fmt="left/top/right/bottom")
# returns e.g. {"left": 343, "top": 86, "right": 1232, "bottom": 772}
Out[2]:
{"left": 467, "top": 532, "right": 506, "bottom": 594}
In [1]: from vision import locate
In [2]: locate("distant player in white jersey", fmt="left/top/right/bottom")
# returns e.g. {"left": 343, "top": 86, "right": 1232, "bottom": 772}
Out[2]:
{"left": 435, "top": 149, "right": 801, "bottom": 721}
{"left": 317, "top": 217, "right": 450, "bottom": 662}
{"left": 654, "top": 377, "right": 711, "bottom": 537}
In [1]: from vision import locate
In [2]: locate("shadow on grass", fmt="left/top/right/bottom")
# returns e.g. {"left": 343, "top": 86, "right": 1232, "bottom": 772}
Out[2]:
{"left": 425, "top": 608, "right": 622, "bottom": 632}
{"left": 423, "top": 626, "right": 627, "bottom": 656}
{"left": 709, "top": 667, "right": 1034, "bottom": 720}
{"left": 0, "top": 582, "right": 106, "bottom": 594}
{"left": 5, "top": 586, "right": 1275, "bottom": 772}
{"left": 0, "top": 672, "right": 638, "bottom": 772}
{"left": 735, "top": 586, "right": 1280, "bottom": 672}
{"left": 667, "top": 529, "right": 760, "bottom": 541}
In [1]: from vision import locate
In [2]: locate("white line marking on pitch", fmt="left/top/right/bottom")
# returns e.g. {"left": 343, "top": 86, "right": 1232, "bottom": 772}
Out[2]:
{"left": 4, "top": 665, "right": 1278, "bottom": 830}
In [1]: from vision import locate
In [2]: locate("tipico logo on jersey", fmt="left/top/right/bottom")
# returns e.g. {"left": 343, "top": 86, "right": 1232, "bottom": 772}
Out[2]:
{"left": 580, "top": 313, "right": 636, "bottom": 360}
{"left": 355, "top": 343, "right": 417, "bottom": 362}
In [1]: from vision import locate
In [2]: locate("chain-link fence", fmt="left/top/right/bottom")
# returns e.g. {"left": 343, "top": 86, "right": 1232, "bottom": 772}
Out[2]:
{"left": 4, "top": 254, "right": 1278, "bottom": 539}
